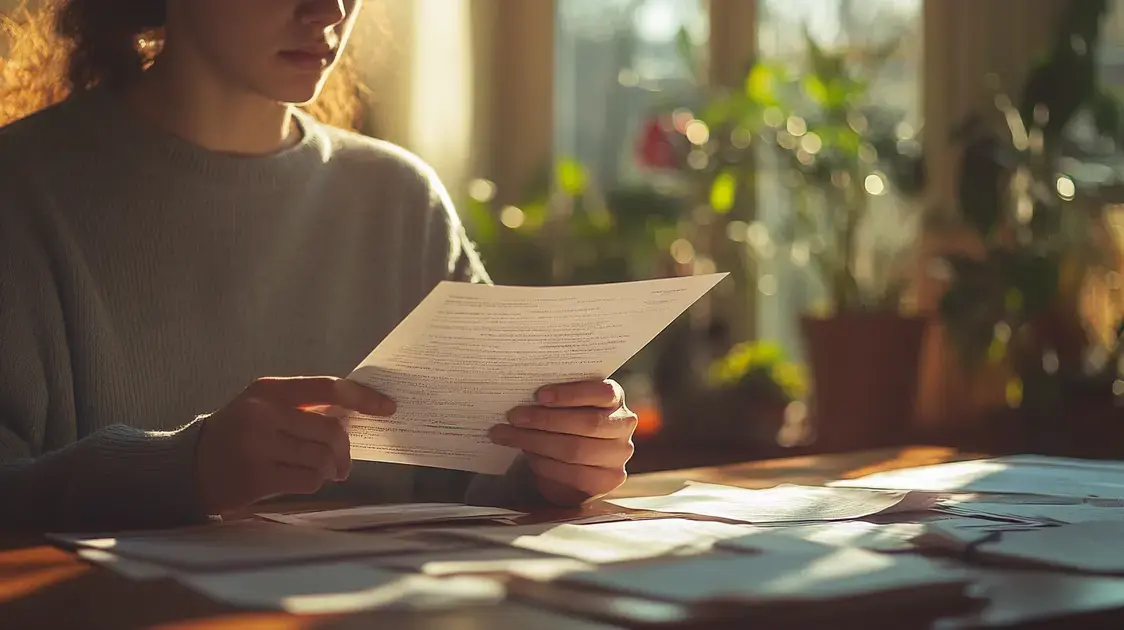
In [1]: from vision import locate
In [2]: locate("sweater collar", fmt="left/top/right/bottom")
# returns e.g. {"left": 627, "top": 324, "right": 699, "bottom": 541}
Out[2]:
{"left": 71, "top": 86, "right": 332, "bottom": 190}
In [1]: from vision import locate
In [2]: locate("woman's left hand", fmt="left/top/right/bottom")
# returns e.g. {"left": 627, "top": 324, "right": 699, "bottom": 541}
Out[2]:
{"left": 489, "top": 379, "right": 637, "bottom": 507}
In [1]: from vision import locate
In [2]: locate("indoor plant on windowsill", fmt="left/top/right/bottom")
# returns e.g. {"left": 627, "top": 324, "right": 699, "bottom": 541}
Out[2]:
{"left": 727, "top": 34, "right": 927, "bottom": 452}
{"left": 651, "top": 28, "right": 926, "bottom": 452}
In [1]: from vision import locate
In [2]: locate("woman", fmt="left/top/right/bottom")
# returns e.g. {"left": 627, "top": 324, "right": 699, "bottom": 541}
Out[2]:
{"left": 0, "top": 0, "right": 637, "bottom": 531}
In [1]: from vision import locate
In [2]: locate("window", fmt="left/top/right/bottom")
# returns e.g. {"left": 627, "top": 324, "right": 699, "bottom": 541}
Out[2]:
{"left": 554, "top": 0, "right": 709, "bottom": 189}
{"left": 754, "top": 0, "right": 924, "bottom": 360}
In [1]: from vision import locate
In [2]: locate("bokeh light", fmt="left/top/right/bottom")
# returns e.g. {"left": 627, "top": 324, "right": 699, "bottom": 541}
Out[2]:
{"left": 799, "top": 132, "right": 822, "bottom": 154}
{"left": 685, "top": 120, "right": 710, "bottom": 145}
{"left": 786, "top": 116, "right": 807, "bottom": 137}
{"left": 670, "top": 238, "right": 696, "bottom": 264}
{"left": 500, "top": 205, "right": 524, "bottom": 228}
{"left": 758, "top": 273, "right": 778, "bottom": 296}
{"left": 763, "top": 107, "right": 784, "bottom": 127}
{"left": 468, "top": 178, "right": 497, "bottom": 202}
{"left": 1056, "top": 175, "right": 1076, "bottom": 201}
{"left": 731, "top": 127, "right": 753, "bottom": 149}
{"left": 863, "top": 173, "right": 886, "bottom": 196}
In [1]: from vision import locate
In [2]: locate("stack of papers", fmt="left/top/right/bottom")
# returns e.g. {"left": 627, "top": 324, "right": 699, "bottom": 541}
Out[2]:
{"left": 832, "top": 455, "right": 1124, "bottom": 500}
{"left": 934, "top": 500, "right": 1124, "bottom": 527}
{"left": 54, "top": 521, "right": 497, "bottom": 613}
{"left": 51, "top": 521, "right": 439, "bottom": 571}
{"left": 558, "top": 544, "right": 972, "bottom": 613}
{"left": 257, "top": 503, "right": 525, "bottom": 531}
{"left": 420, "top": 517, "right": 758, "bottom": 564}
{"left": 374, "top": 546, "right": 593, "bottom": 581}
{"left": 915, "top": 520, "right": 1124, "bottom": 574}
{"left": 175, "top": 562, "right": 504, "bottom": 614}
{"left": 717, "top": 521, "right": 931, "bottom": 554}
{"left": 606, "top": 482, "right": 941, "bottom": 524}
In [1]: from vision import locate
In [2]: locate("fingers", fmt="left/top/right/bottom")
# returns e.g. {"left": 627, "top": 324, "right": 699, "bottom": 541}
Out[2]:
{"left": 489, "top": 425, "right": 634, "bottom": 468}
{"left": 536, "top": 380, "right": 623, "bottom": 410}
{"left": 245, "top": 376, "right": 396, "bottom": 417}
{"left": 526, "top": 455, "right": 627, "bottom": 500}
{"left": 268, "top": 430, "right": 344, "bottom": 481}
{"left": 507, "top": 405, "right": 637, "bottom": 439}
{"left": 267, "top": 406, "right": 351, "bottom": 480}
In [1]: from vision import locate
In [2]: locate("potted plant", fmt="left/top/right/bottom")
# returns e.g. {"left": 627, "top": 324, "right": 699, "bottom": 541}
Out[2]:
{"left": 939, "top": 0, "right": 1123, "bottom": 453}
{"left": 640, "top": 28, "right": 927, "bottom": 451}
{"left": 731, "top": 35, "right": 928, "bottom": 451}
{"left": 706, "top": 340, "right": 810, "bottom": 449}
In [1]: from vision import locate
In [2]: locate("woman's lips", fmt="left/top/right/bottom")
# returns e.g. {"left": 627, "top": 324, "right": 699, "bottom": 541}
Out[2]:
{"left": 278, "top": 49, "right": 333, "bottom": 71}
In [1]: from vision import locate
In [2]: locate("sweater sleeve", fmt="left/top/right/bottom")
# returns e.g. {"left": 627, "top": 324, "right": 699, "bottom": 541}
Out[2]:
{"left": 0, "top": 198, "right": 209, "bottom": 532}
{"left": 407, "top": 162, "right": 548, "bottom": 509}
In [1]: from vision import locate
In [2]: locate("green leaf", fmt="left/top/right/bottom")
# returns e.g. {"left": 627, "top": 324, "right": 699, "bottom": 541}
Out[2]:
{"left": 464, "top": 199, "right": 498, "bottom": 245}
{"left": 803, "top": 75, "right": 829, "bottom": 106}
{"left": 556, "top": 159, "right": 588, "bottom": 197}
{"left": 710, "top": 170, "right": 738, "bottom": 213}
{"left": 745, "top": 64, "right": 780, "bottom": 106}
{"left": 518, "top": 199, "right": 549, "bottom": 231}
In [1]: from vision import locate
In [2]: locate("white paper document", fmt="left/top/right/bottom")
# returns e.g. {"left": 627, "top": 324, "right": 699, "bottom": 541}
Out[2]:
{"left": 422, "top": 517, "right": 757, "bottom": 564}
{"left": 176, "top": 562, "right": 504, "bottom": 614}
{"left": 560, "top": 546, "right": 971, "bottom": 606}
{"left": 374, "top": 546, "right": 593, "bottom": 581}
{"left": 346, "top": 274, "right": 726, "bottom": 474}
{"left": 935, "top": 500, "right": 1124, "bottom": 526}
{"left": 717, "top": 521, "right": 929, "bottom": 554}
{"left": 917, "top": 520, "right": 1124, "bottom": 574}
{"left": 257, "top": 503, "right": 525, "bottom": 531}
{"left": 832, "top": 456, "right": 1124, "bottom": 499}
{"left": 606, "top": 482, "right": 940, "bottom": 524}
{"left": 51, "top": 521, "right": 439, "bottom": 571}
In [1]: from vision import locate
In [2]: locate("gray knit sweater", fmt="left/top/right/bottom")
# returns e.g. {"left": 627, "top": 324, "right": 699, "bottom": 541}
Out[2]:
{"left": 0, "top": 88, "right": 535, "bottom": 531}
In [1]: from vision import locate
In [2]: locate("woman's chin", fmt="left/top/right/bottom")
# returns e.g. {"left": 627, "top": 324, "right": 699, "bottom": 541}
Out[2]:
{"left": 258, "top": 77, "right": 327, "bottom": 107}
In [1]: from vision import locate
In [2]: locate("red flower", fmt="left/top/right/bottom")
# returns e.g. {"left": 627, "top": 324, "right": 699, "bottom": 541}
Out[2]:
{"left": 636, "top": 115, "right": 678, "bottom": 170}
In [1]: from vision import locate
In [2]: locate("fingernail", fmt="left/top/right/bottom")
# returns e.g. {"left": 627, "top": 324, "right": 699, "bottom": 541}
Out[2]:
{"left": 509, "top": 410, "right": 531, "bottom": 427}
{"left": 538, "top": 389, "right": 556, "bottom": 404}
{"left": 380, "top": 400, "right": 397, "bottom": 416}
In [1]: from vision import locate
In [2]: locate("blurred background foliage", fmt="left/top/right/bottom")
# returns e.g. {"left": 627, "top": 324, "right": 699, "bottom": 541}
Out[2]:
{"left": 457, "top": 0, "right": 1124, "bottom": 463}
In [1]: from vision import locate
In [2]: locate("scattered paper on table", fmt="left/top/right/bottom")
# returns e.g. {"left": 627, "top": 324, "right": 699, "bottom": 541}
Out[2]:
{"left": 257, "top": 503, "right": 525, "bottom": 531}
{"left": 560, "top": 546, "right": 971, "bottom": 605}
{"left": 718, "top": 521, "right": 928, "bottom": 554}
{"left": 76, "top": 549, "right": 175, "bottom": 581}
{"left": 51, "top": 521, "right": 440, "bottom": 571}
{"left": 832, "top": 456, "right": 1124, "bottom": 500}
{"left": 919, "top": 520, "right": 1124, "bottom": 574}
{"left": 606, "top": 482, "right": 940, "bottom": 524}
{"left": 422, "top": 517, "right": 757, "bottom": 564}
{"left": 345, "top": 274, "right": 726, "bottom": 475}
{"left": 935, "top": 500, "right": 1124, "bottom": 526}
{"left": 375, "top": 546, "right": 593, "bottom": 581}
{"left": 176, "top": 562, "right": 504, "bottom": 614}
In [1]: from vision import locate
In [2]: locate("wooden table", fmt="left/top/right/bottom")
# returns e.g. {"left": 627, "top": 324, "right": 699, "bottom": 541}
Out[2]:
{"left": 6, "top": 446, "right": 1124, "bottom": 629}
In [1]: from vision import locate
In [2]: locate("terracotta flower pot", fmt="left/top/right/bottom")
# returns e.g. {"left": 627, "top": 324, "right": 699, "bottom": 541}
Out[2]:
{"left": 801, "top": 313, "right": 928, "bottom": 452}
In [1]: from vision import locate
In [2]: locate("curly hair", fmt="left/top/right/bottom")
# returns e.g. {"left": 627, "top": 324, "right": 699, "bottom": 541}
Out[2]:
{"left": 0, "top": 0, "right": 366, "bottom": 129}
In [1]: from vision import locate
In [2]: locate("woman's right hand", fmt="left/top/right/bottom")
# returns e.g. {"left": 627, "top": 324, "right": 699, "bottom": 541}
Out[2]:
{"left": 193, "top": 376, "right": 395, "bottom": 515}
